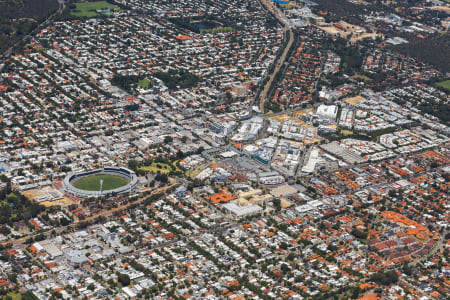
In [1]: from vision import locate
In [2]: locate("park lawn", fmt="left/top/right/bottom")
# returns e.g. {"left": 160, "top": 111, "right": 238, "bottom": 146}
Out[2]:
{"left": 186, "top": 167, "right": 202, "bottom": 179}
{"left": 139, "top": 162, "right": 172, "bottom": 174}
{"left": 280, "top": 4, "right": 298, "bottom": 9}
{"left": 200, "top": 26, "right": 233, "bottom": 34}
{"left": 171, "top": 160, "right": 183, "bottom": 172}
{"left": 70, "top": 1, "right": 122, "bottom": 18}
{"left": 6, "top": 292, "right": 21, "bottom": 300}
{"left": 352, "top": 73, "right": 371, "bottom": 82}
{"left": 436, "top": 79, "right": 450, "bottom": 91}
{"left": 73, "top": 174, "right": 129, "bottom": 191}
{"left": 138, "top": 78, "right": 151, "bottom": 89}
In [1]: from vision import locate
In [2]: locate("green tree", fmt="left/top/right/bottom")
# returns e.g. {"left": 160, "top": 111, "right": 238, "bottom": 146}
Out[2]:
{"left": 117, "top": 273, "right": 131, "bottom": 286}
{"left": 21, "top": 291, "right": 39, "bottom": 300}
{"left": 164, "top": 136, "right": 173, "bottom": 144}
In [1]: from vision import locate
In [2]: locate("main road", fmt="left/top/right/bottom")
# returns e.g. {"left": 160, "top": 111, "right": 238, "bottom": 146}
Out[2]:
{"left": 257, "top": 0, "right": 295, "bottom": 113}
{"left": 2, "top": 0, "right": 66, "bottom": 59}
{"left": 2, "top": 179, "right": 179, "bottom": 247}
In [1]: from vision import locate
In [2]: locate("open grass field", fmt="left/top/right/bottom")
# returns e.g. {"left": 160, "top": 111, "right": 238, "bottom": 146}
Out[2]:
{"left": 186, "top": 167, "right": 203, "bottom": 179}
{"left": 73, "top": 174, "right": 129, "bottom": 191}
{"left": 280, "top": 3, "right": 299, "bottom": 9}
{"left": 436, "top": 80, "right": 450, "bottom": 91}
{"left": 171, "top": 160, "right": 183, "bottom": 173}
{"left": 139, "top": 162, "right": 172, "bottom": 174}
{"left": 200, "top": 27, "right": 233, "bottom": 34}
{"left": 352, "top": 73, "right": 371, "bottom": 82}
{"left": 70, "top": 1, "right": 122, "bottom": 18}
{"left": 138, "top": 78, "right": 151, "bottom": 89}
{"left": 6, "top": 292, "right": 21, "bottom": 300}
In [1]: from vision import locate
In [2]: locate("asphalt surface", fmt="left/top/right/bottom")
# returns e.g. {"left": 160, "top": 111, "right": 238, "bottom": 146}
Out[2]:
{"left": 257, "top": 0, "right": 295, "bottom": 113}
{"left": 2, "top": 180, "right": 179, "bottom": 247}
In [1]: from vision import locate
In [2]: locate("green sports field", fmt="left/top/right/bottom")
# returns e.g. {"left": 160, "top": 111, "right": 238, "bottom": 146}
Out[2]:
{"left": 138, "top": 162, "right": 172, "bottom": 174}
{"left": 70, "top": 1, "right": 122, "bottom": 18}
{"left": 436, "top": 80, "right": 450, "bottom": 91}
{"left": 73, "top": 174, "right": 130, "bottom": 191}
{"left": 138, "top": 78, "right": 152, "bottom": 89}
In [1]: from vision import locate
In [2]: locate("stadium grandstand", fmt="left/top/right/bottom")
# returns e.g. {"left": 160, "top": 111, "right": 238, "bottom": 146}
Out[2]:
{"left": 62, "top": 167, "right": 138, "bottom": 198}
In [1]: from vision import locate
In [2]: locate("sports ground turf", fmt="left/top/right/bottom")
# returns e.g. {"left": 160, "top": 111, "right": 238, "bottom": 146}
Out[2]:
{"left": 72, "top": 174, "right": 130, "bottom": 191}
{"left": 70, "top": 1, "right": 122, "bottom": 18}
{"left": 138, "top": 162, "right": 172, "bottom": 174}
{"left": 436, "top": 80, "right": 450, "bottom": 91}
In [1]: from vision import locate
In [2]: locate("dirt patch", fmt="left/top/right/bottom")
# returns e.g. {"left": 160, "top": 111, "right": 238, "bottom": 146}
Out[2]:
{"left": 430, "top": 6, "right": 450, "bottom": 13}
{"left": 292, "top": 107, "right": 314, "bottom": 117}
{"left": 281, "top": 198, "right": 292, "bottom": 208}
{"left": 268, "top": 113, "right": 291, "bottom": 121}
{"left": 341, "top": 129, "right": 354, "bottom": 136}
{"left": 22, "top": 187, "right": 73, "bottom": 206}
{"left": 318, "top": 21, "right": 383, "bottom": 41}
{"left": 344, "top": 95, "right": 366, "bottom": 105}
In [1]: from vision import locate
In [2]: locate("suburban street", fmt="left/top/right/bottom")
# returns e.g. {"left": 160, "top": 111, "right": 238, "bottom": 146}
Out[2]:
{"left": 2, "top": 179, "right": 179, "bottom": 247}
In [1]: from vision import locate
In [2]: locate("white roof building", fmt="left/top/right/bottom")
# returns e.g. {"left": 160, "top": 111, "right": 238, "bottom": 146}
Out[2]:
{"left": 316, "top": 104, "right": 338, "bottom": 120}
{"left": 223, "top": 202, "right": 262, "bottom": 218}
